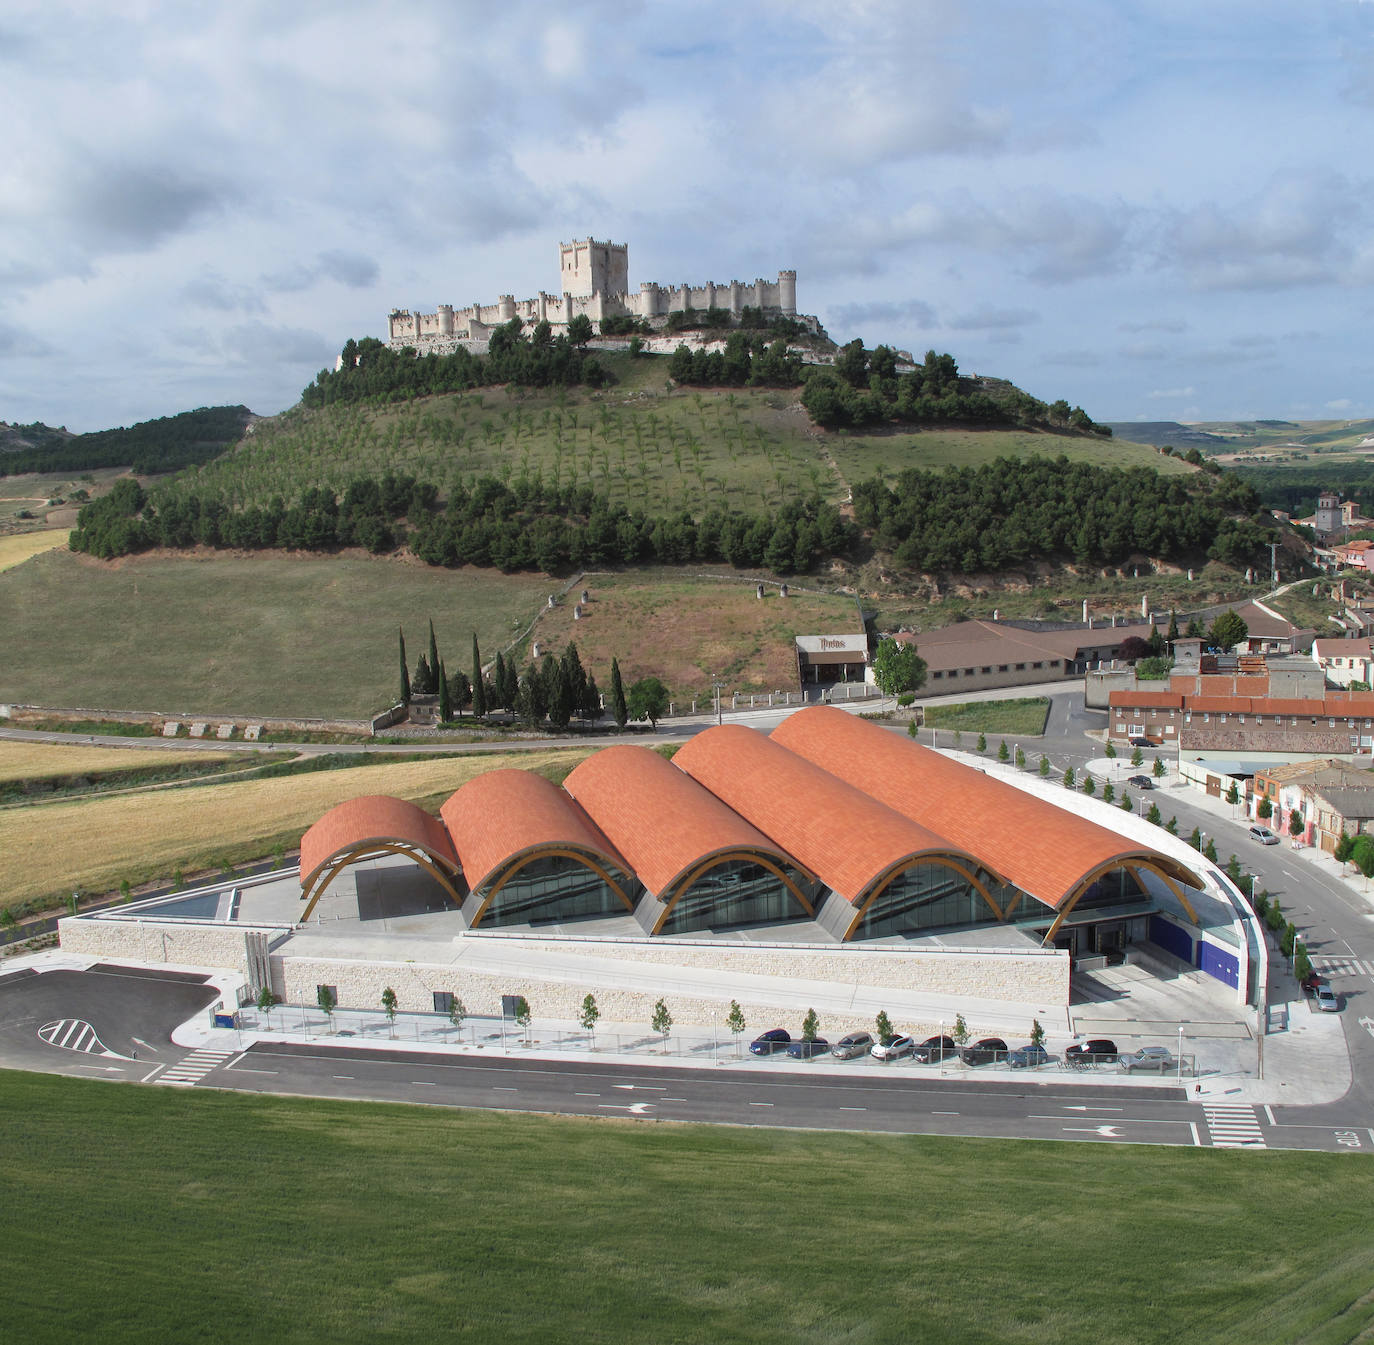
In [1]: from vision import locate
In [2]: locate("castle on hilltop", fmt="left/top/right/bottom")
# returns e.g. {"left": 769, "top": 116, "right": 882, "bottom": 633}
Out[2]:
{"left": 386, "top": 238, "right": 809, "bottom": 351}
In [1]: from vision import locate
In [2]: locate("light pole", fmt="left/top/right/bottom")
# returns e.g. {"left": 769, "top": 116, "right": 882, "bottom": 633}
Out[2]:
{"left": 1177, "top": 1025, "right": 1184, "bottom": 1082}
{"left": 712, "top": 676, "right": 724, "bottom": 727}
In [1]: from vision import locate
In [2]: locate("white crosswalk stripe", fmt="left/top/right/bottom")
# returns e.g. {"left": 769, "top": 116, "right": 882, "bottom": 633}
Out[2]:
{"left": 38, "top": 1018, "right": 123, "bottom": 1057}
{"left": 159, "top": 1046, "right": 236, "bottom": 1087}
{"left": 1203, "top": 1104, "right": 1266, "bottom": 1148}
{"left": 1311, "top": 955, "right": 1374, "bottom": 978}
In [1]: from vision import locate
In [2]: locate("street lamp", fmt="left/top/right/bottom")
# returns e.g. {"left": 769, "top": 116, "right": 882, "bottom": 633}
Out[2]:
{"left": 1177, "top": 1024, "right": 1184, "bottom": 1082}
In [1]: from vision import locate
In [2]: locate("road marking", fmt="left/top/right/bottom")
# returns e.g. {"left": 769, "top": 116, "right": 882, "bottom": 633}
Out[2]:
{"left": 1190, "top": 1122, "right": 1201, "bottom": 1146}
{"left": 574, "top": 1092, "right": 601, "bottom": 1097}
{"left": 840, "top": 1106, "right": 866, "bottom": 1111}
{"left": 333, "top": 1075, "right": 354, "bottom": 1080}
{"left": 662, "top": 1097, "right": 687, "bottom": 1103}
{"left": 1264, "top": 1105, "right": 1277, "bottom": 1126}
{"left": 1064, "top": 1124, "right": 1122, "bottom": 1137}
{"left": 38, "top": 1018, "right": 131, "bottom": 1060}
{"left": 161, "top": 1046, "right": 238, "bottom": 1087}
{"left": 493, "top": 1086, "right": 517, "bottom": 1092}
{"left": 231, "top": 1067, "right": 277, "bottom": 1075}
{"left": 749, "top": 1102, "right": 773, "bottom": 1107}
{"left": 131, "top": 1037, "right": 157, "bottom": 1054}
{"left": 413, "top": 1081, "right": 437, "bottom": 1086}
{"left": 932, "top": 1110, "right": 960, "bottom": 1115}
{"left": 1063, "top": 1104, "right": 1123, "bottom": 1112}
{"left": 1202, "top": 1104, "right": 1266, "bottom": 1148}
{"left": 598, "top": 1102, "right": 653, "bottom": 1114}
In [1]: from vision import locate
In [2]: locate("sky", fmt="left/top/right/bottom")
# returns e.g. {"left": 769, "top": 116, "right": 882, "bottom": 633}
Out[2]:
{"left": 3, "top": 0, "right": 1374, "bottom": 433}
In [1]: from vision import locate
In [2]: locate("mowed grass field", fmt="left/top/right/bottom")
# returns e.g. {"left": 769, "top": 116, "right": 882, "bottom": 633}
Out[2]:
{"left": 0, "top": 528, "right": 69, "bottom": 571}
{"left": 0, "top": 739, "right": 232, "bottom": 786}
{"left": 0, "top": 747, "right": 591, "bottom": 906}
{"left": 0, "top": 548, "right": 552, "bottom": 718}
{"left": 526, "top": 570, "right": 860, "bottom": 694}
{"left": 3, "top": 1071, "right": 1372, "bottom": 1345}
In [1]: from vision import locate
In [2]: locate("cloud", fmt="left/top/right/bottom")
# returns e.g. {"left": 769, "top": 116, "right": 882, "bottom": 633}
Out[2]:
{"left": 944, "top": 306, "right": 1038, "bottom": 331}
{"left": 1119, "top": 318, "right": 1188, "bottom": 334}
{"left": 261, "top": 251, "right": 379, "bottom": 295}
{"left": 1147, "top": 386, "right": 1197, "bottom": 399}
{"left": 1327, "top": 398, "right": 1354, "bottom": 410}
{"left": 180, "top": 269, "right": 265, "bottom": 314}
{"left": 828, "top": 299, "right": 938, "bottom": 330}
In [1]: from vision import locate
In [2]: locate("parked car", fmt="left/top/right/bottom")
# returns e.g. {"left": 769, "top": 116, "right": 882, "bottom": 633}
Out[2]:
{"left": 1126, "top": 775, "right": 1153, "bottom": 789}
{"left": 910, "top": 1034, "right": 958, "bottom": 1064}
{"left": 1064, "top": 1038, "right": 1118, "bottom": 1066}
{"left": 1006, "top": 1043, "right": 1050, "bottom": 1069}
{"left": 1314, "top": 984, "right": 1341, "bottom": 1013}
{"left": 1300, "top": 970, "right": 1325, "bottom": 994}
{"left": 870, "top": 1033, "right": 916, "bottom": 1062}
{"left": 786, "top": 1036, "right": 831, "bottom": 1059}
{"left": 959, "top": 1037, "right": 1008, "bottom": 1066}
{"left": 1119, "top": 1046, "right": 1177, "bottom": 1073}
{"left": 831, "top": 1031, "right": 875, "bottom": 1060}
{"left": 1128, "top": 736, "right": 1152, "bottom": 748}
{"left": 748, "top": 1028, "right": 791, "bottom": 1056}
{"left": 1249, "top": 825, "right": 1280, "bottom": 845}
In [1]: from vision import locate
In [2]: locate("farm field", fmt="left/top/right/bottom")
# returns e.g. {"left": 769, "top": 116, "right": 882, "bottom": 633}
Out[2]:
{"left": 922, "top": 697, "right": 1051, "bottom": 737}
{"left": 0, "top": 528, "right": 69, "bottom": 572}
{"left": 829, "top": 424, "right": 1194, "bottom": 486}
{"left": 0, "top": 548, "right": 553, "bottom": 719}
{"left": 3, "top": 1070, "right": 1373, "bottom": 1345}
{"left": 522, "top": 569, "right": 860, "bottom": 695}
{"left": 0, "top": 746, "right": 590, "bottom": 906}
{"left": 0, "top": 740, "right": 232, "bottom": 787}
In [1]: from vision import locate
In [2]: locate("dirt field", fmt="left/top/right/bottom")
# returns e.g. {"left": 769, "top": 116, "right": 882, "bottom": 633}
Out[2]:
{"left": 522, "top": 570, "right": 861, "bottom": 695}
{"left": 0, "top": 747, "right": 592, "bottom": 905}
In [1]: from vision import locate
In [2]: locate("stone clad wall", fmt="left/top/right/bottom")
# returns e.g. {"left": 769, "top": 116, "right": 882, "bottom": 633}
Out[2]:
{"left": 57, "top": 918, "right": 280, "bottom": 975}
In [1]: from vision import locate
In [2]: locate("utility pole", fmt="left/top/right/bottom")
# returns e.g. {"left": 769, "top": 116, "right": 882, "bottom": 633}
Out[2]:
{"left": 712, "top": 675, "right": 725, "bottom": 726}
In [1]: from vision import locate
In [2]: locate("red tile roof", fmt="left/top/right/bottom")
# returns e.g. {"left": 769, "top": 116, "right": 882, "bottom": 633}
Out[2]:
{"left": 563, "top": 745, "right": 799, "bottom": 898}
{"left": 299, "top": 795, "right": 459, "bottom": 893}
{"left": 439, "top": 769, "right": 628, "bottom": 894}
{"left": 772, "top": 706, "right": 1194, "bottom": 910}
{"left": 1110, "top": 690, "right": 1184, "bottom": 709}
{"left": 672, "top": 724, "right": 974, "bottom": 903}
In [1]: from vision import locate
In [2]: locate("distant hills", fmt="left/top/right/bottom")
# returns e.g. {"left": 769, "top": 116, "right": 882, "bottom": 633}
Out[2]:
{"left": 0, "top": 406, "right": 256, "bottom": 477}
{"left": 1111, "top": 418, "right": 1374, "bottom": 455}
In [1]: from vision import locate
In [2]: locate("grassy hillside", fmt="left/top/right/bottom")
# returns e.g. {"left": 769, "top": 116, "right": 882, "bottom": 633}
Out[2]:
{"left": 5, "top": 1071, "right": 1374, "bottom": 1344}
{"left": 158, "top": 352, "right": 1185, "bottom": 519}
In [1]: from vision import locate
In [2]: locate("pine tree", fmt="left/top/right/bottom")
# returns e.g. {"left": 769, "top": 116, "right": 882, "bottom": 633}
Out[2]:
{"left": 398, "top": 627, "right": 411, "bottom": 705}
{"left": 610, "top": 657, "right": 628, "bottom": 729}
{"left": 471, "top": 632, "right": 487, "bottom": 718}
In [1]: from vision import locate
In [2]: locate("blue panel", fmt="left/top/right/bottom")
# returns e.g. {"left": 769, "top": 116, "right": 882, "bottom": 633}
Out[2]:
{"left": 1198, "top": 939, "right": 1240, "bottom": 988}
{"left": 1149, "top": 914, "right": 1193, "bottom": 963}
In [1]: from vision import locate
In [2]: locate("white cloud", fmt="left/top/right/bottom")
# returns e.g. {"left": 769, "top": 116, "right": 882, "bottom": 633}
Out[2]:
{"left": 1147, "top": 386, "right": 1197, "bottom": 399}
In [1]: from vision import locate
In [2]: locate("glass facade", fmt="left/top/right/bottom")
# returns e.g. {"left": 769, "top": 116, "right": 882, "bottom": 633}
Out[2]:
{"left": 476, "top": 853, "right": 631, "bottom": 928}
{"left": 660, "top": 858, "right": 811, "bottom": 935}
{"left": 853, "top": 862, "right": 1000, "bottom": 940}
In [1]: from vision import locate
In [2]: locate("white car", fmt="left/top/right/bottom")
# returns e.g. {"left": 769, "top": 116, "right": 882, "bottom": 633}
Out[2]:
{"left": 1314, "top": 984, "right": 1341, "bottom": 1012}
{"left": 1249, "top": 825, "right": 1280, "bottom": 845}
{"left": 870, "top": 1034, "right": 915, "bottom": 1061}
{"left": 1118, "top": 1046, "right": 1177, "bottom": 1073}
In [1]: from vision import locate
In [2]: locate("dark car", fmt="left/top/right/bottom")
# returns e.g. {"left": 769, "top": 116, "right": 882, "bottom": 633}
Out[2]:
{"left": 1006, "top": 1043, "right": 1050, "bottom": 1069}
{"left": 748, "top": 1028, "right": 791, "bottom": 1056}
{"left": 786, "top": 1036, "right": 831, "bottom": 1060}
{"left": 910, "top": 1034, "right": 958, "bottom": 1064}
{"left": 1301, "top": 970, "right": 1325, "bottom": 994}
{"left": 831, "top": 1031, "right": 875, "bottom": 1060}
{"left": 959, "top": 1036, "right": 1008, "bottom": 1066}
{"left": 1128, "top": 736, "right": 1152, "bottom": 748}
{"left": 1126, "top": 774, "right": 1153, "bottom": 789}
{"left": 1064, "top": 1038, "right": 1118, "bottom": 1066}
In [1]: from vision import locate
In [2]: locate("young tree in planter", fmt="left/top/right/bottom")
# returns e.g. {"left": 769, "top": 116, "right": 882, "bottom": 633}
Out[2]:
{"left": 580, "top": 993, "right": 601, "bottom": 1048}
{"left": 952, "top": 1013, "right": 970, "bottom": 1048}
{"left": 1335, "top": 831, "right": 1355, "bottom": 872}
{"left": 1082, "top": 775, "right": 1096, "bottom": 796}
{"left": 1257, "top": 795, "right": 1273, "bottom": 820}
{"left": 1039, "top": 755, "right": 1050, "bottom": 778}
{"left": 1188, "top": 826, "right": 1202, "bottom": 851}
{"left": 1204, "top": 837, "right": 1218, "bottom": 863}
{"left": 1146, "top": 802, "right": 1162, "bottom": 825}
{"left": 1352, "top": 834, "right": 1374, "bottom": 878}
{"left": 1131, "top": 745, "right": 1144, "bottom": 768}
{"left": 1103, "top": 782, "right": 1115, "bottom": 805}
{"left": 256, "top": 983, "right": 275, "bottom": 1028}
{"left": 1104, "top": 741, "right": 1117, "bottom": 759}
{"left": 801, "top": 1008, "right": 820, "bottom": 1042}
{"left": 381, "top": 986, "right": 398, "bottom": 1037}
{"left": 1062, "top": 766, "right": 1075, "bottom": 789}
{"left": 875, "top": 1009, "right": 894, "bottom": 1044}
{"left": 448, "top": 995, "right": 467, "bottom": 1039}
{"left": 1225, "top": 780, "right": 1239, "bottom": 806}
{"left": 1164, "top": 816, "right": 1179, "bottom": 835}
{"left": 651, "top": 997, "right": 673, "bottom": 1051}
{"left": 977, "top": 732, "right": 987, "bottom": 753}
{"left": 1288, "top": 808, "right": 1304, "bottom": 843}
{"left": 513, "top": 995, "right": 532, "bottom": 1044}
{"left": 1226, "top": 855, "right": 1243, "bottom": 884}
{"left": 726, "top": 999, "right": 746, "bottom": 1054}
{"left": 317, "top": 984, "right": 336, "bottom": 1030}
{"left": 1152, "top": 756, "right": 1166, "bottom": 779}
{"left": 609, "top": 657, "right": 628, "bottom": 730}
{"left": 398, "top": 627, "right": 411, "bottom": 706}
{"left": 1030, "top": 1018, "right": 1046, "bottom": 1049}
{"left": 997, "top": 739, "right": 1009, "bottom": 762}
{"left": 1015, "top": 747, "right": 1026, "bottom": 769}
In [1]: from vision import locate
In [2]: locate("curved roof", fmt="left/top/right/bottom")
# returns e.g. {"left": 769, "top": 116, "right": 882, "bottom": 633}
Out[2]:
{"left": 299, "top": 794, "right": 459, "bottom": 893}
{"left": 563, "top": 745, "right": 803, "bottom": 898}
{"left": 671, "top": 724, "right": 980, "bottom": 903}
{"left": 440, "top": 768, "right": 629, "bottom": 894}
{"left": 772, "top": 706, "right": 1200, "bottom": 909}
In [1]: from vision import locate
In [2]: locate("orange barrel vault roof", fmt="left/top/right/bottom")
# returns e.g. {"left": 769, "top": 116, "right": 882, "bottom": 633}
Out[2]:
{"left": 670, "top": 724, "right": 981, "bottom": 903}
{"left": 299, "top": 794, "right": 459, "bottom": 890}
{"left": 772, "top": 705, "right": 1187, "bottom": 910}
{"left": 562, "top": 744, "right": 803, "bottom": 898}
{"left": 439, "top": 768, "right": 629, "bottom": 893}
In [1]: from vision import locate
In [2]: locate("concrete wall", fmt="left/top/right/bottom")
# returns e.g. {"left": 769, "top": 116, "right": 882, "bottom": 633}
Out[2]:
{"left": 58, "top": 917, "right": 283, "bottom": 975}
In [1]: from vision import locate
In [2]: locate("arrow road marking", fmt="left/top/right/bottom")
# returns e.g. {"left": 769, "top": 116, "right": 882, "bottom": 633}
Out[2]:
{"left": 1063, "top": 1105, "right": 1123, "bottom": 1112}
{"left": 597, "top": 1102, "right": 653, "bottom": 1115}
{"left": 1064, "top": 1125, "right": 1122, "bottom": 1137}
{"left": 1358, "top": 1016, "right": 1374, "bottom": 1040}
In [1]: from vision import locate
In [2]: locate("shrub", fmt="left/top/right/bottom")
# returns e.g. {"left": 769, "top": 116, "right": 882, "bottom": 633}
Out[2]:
{"left": 896, "top": 692, "right": 916, "bottom": 707}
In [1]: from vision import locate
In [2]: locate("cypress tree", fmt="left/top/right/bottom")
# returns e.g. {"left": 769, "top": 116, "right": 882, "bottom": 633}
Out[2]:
{"left": 438, "top": 658, "right": 451, "bottom": 722}
{"left": 548, "top": 660, "right": 573, "bottom": 730}
{"left": 398, "top": 627, "right": 411, "bottom": 705}
{"left": 610, "top": 657, "right": 628, "bottom": 729}
{"left": 471, "top": 632, "right": 487, "bottom": 718}
{"left": 493, "top": 650, "right": 508, "bottom": 710}
{"left": 428, "top": 618, "right": 440, "bottom": 689}
{"left": 583, "top": 672, "right": 603, "bottom": 720}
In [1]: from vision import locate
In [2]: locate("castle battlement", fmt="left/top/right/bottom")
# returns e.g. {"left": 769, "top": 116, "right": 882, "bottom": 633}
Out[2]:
{"left": 387, "top": 239, "right": 806, "bottom": 351}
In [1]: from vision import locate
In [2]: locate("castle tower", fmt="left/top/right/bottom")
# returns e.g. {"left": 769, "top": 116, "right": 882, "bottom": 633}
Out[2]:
{"left": 560, "top": 238, "right": 629, "bottom": 298}
{"left": 438, "top": 304, "right": 454, "bottom": 336}
{"left": 1315, "top": 491, "right": 1342, "bottom": 536}
{"left": 778, "top": 270, "right": 796, "bottom": 316}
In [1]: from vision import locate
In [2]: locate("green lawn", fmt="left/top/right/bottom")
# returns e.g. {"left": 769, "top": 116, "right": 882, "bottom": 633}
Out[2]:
{"left": 0, "top": 549, "right": 551, "bottom": 719}
{"left": 2, "top": 1071, "right": 1372, "bottom": 1344}
{"left": 923, "top": 696, "right": 1051, "bottom": 736}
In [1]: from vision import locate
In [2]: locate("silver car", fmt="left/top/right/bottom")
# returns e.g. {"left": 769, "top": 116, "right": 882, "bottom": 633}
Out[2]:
{"left": 1119, "top": 1046, "right": 1177, "bottom": 1073}
{"left": 1314, "top": 984, "right": 1341, "bottom": 1013}
{"left": 831, "top": 1031, "right": 875, "bottom": 1059}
